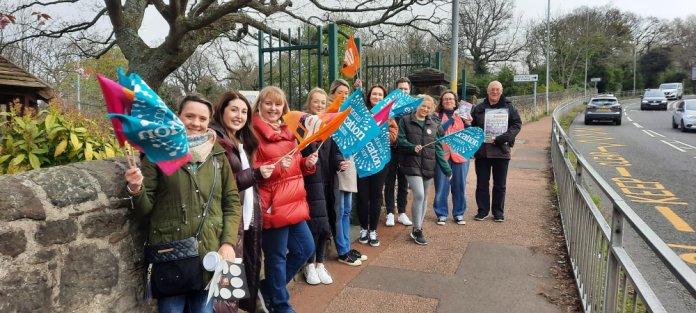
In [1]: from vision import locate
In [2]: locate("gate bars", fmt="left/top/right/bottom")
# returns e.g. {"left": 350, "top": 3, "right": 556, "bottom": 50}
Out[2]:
{"left": 363, "top": 52, "right": 440, "bottom": 93}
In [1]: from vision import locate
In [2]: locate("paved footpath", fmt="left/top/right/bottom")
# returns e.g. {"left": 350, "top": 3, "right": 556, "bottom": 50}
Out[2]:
{"left": 288, "top": 116, "right": 565, "bottom": 313}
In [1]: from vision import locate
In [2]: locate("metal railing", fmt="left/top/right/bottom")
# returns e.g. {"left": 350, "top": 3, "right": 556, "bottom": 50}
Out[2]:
{"left": 551, "top": 96, "right": 696, "bottom": 312}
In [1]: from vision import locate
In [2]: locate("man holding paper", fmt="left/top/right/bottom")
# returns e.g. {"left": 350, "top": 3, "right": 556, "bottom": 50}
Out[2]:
{"left": 470, "top": 81, "right": 522, "bottom": 223}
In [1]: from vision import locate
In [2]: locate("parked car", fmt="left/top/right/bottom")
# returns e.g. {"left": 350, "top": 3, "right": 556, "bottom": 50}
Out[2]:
{"left": 641, "top": 90, "right": 668, "bottom": 110}
{"left": 585, "top": 95, "right": 622, "bottom": 125}
{"left": 660, "top": 83, "right": 683, "bottom": 100}
{"left": 672, "top": 100, "right": 696, "bottom": 132}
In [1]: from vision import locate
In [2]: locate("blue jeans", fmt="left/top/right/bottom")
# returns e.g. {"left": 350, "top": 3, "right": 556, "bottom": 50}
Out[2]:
{"left": 433, "top": 160, "right": 470, "bottom": 218}
{"left": 262, "top": 220, "right": 314, "bottom": 313}
{"left": 335, "top": 191, "right": 353, "bottom": 255}
{"left": 157, "top": 289, "right": 213, "bottom": 313}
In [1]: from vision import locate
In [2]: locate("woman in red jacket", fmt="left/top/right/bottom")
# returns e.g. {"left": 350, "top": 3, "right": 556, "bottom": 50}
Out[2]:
{"left": 252, "top": 86, "right": 317, "bottom": 313}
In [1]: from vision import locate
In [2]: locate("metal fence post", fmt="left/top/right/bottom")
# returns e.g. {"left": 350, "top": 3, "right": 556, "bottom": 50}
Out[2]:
{"left": 435, "top": 52, "right": 441, "bottom": 70}
{"left": 603, "top": 206, "right": 623, "bottom": 313}
{"left": 258, "top": 30, "right": 265, "bottom": 89}
{"left": 317, "top": 25, "right": 323, "bottom": 88}
{"left": 328, "top": 23, "right": 338, "bottom": 87}
{"left": 355, "top": 37, "right": 362, "bottom": 81}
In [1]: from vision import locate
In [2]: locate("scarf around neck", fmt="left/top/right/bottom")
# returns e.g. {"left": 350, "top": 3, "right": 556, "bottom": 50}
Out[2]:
{"left": 443, "top": 108, "right": 455, "bottom": 119}
{"left": 187, "top": 129, "right": 216, "bottom": 164}
{"left": 259, "top": 114, "right": 282, "bottom": 134}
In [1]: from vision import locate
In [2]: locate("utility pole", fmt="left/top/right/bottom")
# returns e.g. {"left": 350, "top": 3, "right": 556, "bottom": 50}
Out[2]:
{"left": 451, "top": 0, "right": 459, "bottom": 94}
{"left": 545, "top": 0, "right": 550, "bottom": 115}
{"left": 584, "top": 10, "right": 588, "bottom": 100}
{"left": 633, "top": 39, "right": 637, "bottom": 96}
{"left": 77, "top": 58, "right": 81, "bottom": 111}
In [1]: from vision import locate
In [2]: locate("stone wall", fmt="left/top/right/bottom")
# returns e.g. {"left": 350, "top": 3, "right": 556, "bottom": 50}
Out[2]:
{"left": 0, "top": 157, "right": 156, "bottom": 313}
{"left": 477, "top": 89, "right": 596, "bottom": 124}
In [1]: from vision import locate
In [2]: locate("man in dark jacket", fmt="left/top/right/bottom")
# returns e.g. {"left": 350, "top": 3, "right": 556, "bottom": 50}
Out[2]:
{"left": 470, "top": 81, "right": 522, "bottom": 222}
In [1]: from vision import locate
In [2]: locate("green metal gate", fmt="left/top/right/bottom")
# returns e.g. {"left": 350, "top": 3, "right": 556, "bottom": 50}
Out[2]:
{"left": 257, "top": 24, "right": 361, "bottom": 110}
{"left": 363, "top": 52, "right": 441, "bottom": 93}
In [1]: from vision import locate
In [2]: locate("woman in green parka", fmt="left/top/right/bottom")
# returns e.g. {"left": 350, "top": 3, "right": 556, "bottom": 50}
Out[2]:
{"left": 125, "top": 94, "right": 242, "bottom": 313}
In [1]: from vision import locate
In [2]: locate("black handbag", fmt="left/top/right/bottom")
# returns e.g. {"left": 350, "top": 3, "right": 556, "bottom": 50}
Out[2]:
{"left": 143, "top": 157, "right": 219, "bottom": 301}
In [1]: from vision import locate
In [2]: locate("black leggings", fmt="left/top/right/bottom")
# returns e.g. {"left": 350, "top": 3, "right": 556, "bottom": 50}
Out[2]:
{"left": 384, "top": 153, "right": 408, "bottom": 214}
{"left": 357, "top": 166, "right": 389, "bottom": 231}
{"left": 309, "top": 233, "right": 328, "bottom": 263}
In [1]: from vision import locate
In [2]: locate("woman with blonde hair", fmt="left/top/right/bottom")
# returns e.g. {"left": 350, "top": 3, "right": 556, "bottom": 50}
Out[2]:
{"left": 252, "top": 86, "right": 318, "bottom": 313}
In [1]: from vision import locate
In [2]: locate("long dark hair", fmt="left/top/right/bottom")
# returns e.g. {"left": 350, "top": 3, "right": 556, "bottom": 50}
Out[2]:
{"left": 365, "top": 84, "right": 387, "bottom": 111}
{"left": 213, "top": 91, "right": 260, "bottom": 161}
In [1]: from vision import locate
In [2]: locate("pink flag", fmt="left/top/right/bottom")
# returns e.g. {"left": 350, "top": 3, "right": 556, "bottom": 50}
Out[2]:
{"left": 373, "top": 98, "right": 396, "bottom": 126}
{"left": 97, "top": 74, "right": 135, "bottom": 148}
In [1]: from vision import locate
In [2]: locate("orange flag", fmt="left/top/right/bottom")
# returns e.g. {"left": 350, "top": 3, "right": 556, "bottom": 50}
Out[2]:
{"left": 325, "top": 91, "right": 345, "bottom": 113}
{"left": 341, "top": 34, "right": 360, "bottom": 78}
{"left": 297, "top": 108, "right": 352, "bottom": 150}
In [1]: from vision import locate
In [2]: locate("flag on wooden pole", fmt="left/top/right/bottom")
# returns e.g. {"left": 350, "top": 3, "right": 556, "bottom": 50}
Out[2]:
{"left": 341, "top": 34, "right": 360, "bottom": 78}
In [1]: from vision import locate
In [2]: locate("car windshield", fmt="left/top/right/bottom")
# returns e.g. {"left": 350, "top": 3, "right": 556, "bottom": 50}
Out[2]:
{"left": 685, "top": 101, "right": 696, "bottom": 110}
{"left": 591, "top": 99, "right": 617, "bottom": 105}
{"left": 645, "top": 90, "right": 664, "bottom": 97}
{"left": 660, "top": 84, "right": 677, "bottom": 89}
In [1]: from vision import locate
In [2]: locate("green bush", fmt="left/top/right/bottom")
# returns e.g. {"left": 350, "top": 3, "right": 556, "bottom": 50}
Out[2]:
{"left": 0, "top": 98, "right": 128, "bottom": 174}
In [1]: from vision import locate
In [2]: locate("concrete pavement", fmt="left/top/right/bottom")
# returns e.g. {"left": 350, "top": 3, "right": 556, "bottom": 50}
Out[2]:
{"left": 287, "top": 115, "right": 571, "bottom": 313}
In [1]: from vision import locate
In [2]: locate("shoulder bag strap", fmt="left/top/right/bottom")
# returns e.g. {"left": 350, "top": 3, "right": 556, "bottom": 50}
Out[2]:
{"left": 195, "top": 156, "right": 219, "bottom": 239}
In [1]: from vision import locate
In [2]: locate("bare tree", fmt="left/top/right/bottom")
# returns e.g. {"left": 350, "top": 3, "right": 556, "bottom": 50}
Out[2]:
{"left": 458, "top": 0, "right": 524, "bottom": 74}
{"left": 3, "top": 0, "right": 450, "bottom": 90}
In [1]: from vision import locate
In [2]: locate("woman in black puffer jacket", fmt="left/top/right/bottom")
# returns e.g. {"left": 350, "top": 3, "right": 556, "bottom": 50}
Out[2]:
{"left": 301, "top": 88, "right": 348, "bottom": 286}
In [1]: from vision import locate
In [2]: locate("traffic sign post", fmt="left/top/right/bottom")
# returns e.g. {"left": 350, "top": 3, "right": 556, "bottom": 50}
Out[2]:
{"left": 692, "top": 67, "right": 696, "bottom": 80}
{"left": 591, "top": 77, "right": 601, "bottom": 89}
{"left": 514, "top": 75, "right": 539, "bottom": 120}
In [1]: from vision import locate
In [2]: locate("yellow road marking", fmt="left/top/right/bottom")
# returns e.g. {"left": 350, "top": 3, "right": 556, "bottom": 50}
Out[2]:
{"left": 598, "top": 147, "right": 607, "bottom": 152}
{"left": 616, "top": 167, "right": 631, "bottom": 177}
{"left": 656, "top": 206, "right": 695, "bottom": 232}
{"left": 680, "top": 253, "right": 696, "bottom": 265}
{"left": 668, "top": 244, "right": 696, "bottom": 250}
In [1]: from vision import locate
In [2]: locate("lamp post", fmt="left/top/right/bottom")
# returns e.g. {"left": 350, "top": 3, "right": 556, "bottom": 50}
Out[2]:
{"left": 452, "top": 0, "right": 459, "bottom": 93}
{"left": 545, "top": 0, "right": 550, "bottom": 115}
{"left": 633, "top": 39, "right": 637, "bottom": 96}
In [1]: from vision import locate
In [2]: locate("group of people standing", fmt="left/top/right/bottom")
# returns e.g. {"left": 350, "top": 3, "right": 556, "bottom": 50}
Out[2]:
{"left": 124, "top": 77, "right": 521, "bottom": 313}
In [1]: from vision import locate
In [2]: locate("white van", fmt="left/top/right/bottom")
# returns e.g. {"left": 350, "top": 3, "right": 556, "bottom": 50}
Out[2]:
{"left": 659, "top": 83, "right": 683, "bottom": 100}
{"left": 238, "top": 90, "right": 260, "bottom": 105}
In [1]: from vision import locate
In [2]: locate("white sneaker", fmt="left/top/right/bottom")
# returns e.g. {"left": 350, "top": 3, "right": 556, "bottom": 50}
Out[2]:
{"left": 398, "top": 213, "right": 413, "bottom": 226}
{"left": 316, "top": 264, "right": 333, "bottom": 284}
{"left": 386, "top": 213, "right": 395, "bottom": 226}
{"left": 304, "top": 263, "right": 320, "bottom": 285}
{"left": 369, "top": 230, "right": 380, "bottom": 247}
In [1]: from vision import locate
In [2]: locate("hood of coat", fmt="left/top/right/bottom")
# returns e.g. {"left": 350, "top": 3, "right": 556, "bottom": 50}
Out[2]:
{"left": 208, "top": 121, "right": 234, "bottom": 143}
{"left": 252, "top": 115, "right": 295, "bottom": 142}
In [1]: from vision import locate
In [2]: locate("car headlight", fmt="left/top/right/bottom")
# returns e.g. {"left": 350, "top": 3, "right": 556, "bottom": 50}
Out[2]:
{"left": 687, "top": 115, "right": 695, "bottom": 119}
{"left": 642, "top": 100, "right": 648, "bottom": 103}
{"left": 661, "top": 100, "right": 667, "bottom": 103}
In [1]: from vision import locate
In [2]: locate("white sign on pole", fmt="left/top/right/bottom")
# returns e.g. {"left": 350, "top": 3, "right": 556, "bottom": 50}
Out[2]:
{"left": 692, "top": 67, "right": 696, "bottom": 80}
{"left": 591, "top": 78, "right": 601, "bottom": 82}
{"left": 514, "top": 74, "right": 539, "bottom": 82}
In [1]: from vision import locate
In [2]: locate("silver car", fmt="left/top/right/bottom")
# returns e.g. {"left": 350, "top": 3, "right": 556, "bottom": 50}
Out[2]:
{"left": 585, "top": 95, "right": 622, "bottom": 125}
{"left": 672, "top": 100, "right": 696, "bottom": 132}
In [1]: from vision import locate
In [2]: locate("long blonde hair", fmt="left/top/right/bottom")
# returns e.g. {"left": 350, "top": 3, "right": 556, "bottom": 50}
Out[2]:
{"left": 305, "top": 87, "right": 328, "bottom": 112}
{"left": 252, "top": 86, "right": 290, "bottom": 123}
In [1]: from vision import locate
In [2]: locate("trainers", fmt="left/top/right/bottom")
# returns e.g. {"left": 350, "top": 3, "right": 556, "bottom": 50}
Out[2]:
{"left": 454, "top": 216, "right": 466, "bottom": 225}
{"left": 369, "top": 230, "right": 380, "bottom": 247}
{"left": 494, "top": 215, "right": 505, "bottom": 222}
{"left": 359, "top": 229, "right": 369, "bottom": 244}
{"left": 411, "top": 229, "right": 428, "bottom": 245}
{"left": 338, "top": 253, "right": 362, "bottom": 266}
{"left": 349, "top": 249, "right": 368, "bottom": 261}
{"left": 316, "top": 264, "right": 333, "bottom": 284}
{"left": 474, "top": 213, "right": 489, "bottom": 221}
{"left": 303, "top": 264, "right": 320, "bottom": 285}
{"left": 386, "top": 213, "right": 395, "bottom": 226}
{"left": 398, "top": 213, "right": 413, "bottom": 226}
{"left": 436, "top": 217, "right": 446, "bottom": 225}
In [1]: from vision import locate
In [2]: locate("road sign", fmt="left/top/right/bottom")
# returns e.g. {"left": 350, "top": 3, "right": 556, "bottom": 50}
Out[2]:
{"left": 692, "top": 67, "right": 696, "bottom": 80}
{"left": 514, "top": 74, "right": 538, "bottom": 82}
{"left": 591, "top": 78, "right": 601, "bottom": 82}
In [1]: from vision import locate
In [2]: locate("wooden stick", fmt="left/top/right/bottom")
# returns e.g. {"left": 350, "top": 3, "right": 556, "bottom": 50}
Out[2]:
{"left": 122, "top": 147, "right": 134, "bottom": 169}
{"left": 128, "top": 146, "right": 138, "bottom": 168}
{"left": 421, "top": 139, "right": 439, "bottom": 148}
{"left": 272, "top": 147, "right": 298, "bottom": 166}
{"left": 316, "top": 140, "right": 326, "bottom": 151}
